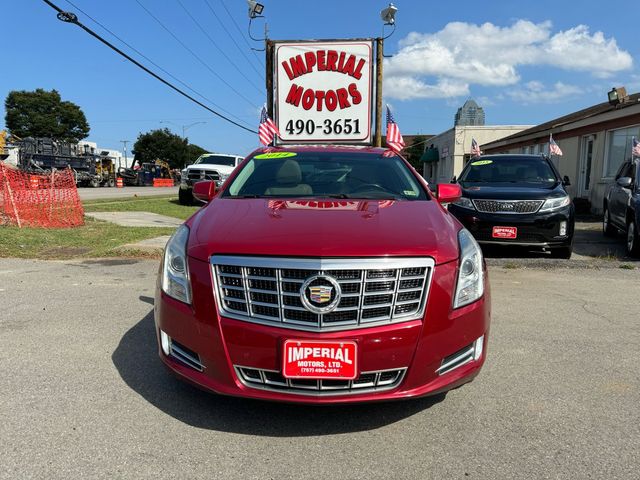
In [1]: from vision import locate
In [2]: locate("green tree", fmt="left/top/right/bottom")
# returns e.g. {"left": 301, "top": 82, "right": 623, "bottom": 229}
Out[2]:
{"left": 403, "top": 135, "right": 428, "bottom": 171}
{"left": 4, "top": 89, "right": 90, "bottom": 142}
{"left": 132, "top": 128, "right": 207, "bottom": 169}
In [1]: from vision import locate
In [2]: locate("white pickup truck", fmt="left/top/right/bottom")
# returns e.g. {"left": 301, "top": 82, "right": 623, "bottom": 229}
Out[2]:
{"left": 179, "top": 153, "right": 244, "bottom": 204}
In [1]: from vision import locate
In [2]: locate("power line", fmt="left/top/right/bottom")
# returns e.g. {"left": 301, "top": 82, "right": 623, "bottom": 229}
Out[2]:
{"left": 219, "top": 0, "right": 264, "bottom": 66}
{"left": 41, "top": 0, "right": 258, "bottom": 134}
{"left": 63, "top": 0, "right": 252, "bottom": 128}
{"left": 134, "top": 0, "right": 260, "bottom": 109}
{"left": 175, "top": 0, "right": 263, "bottom": 92}
{"left": 202, "top": 0, "right": 264, "bottom": 76}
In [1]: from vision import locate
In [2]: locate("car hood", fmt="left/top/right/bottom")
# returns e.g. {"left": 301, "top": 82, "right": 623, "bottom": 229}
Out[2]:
{"left": 187, "top": 164, "right": 235, "bottom": 174}
{"left": 188, "top": 198, "right": 461, "bottom": 265}
{"left": 460, "top": 183, "right": 564, "bottom": 200}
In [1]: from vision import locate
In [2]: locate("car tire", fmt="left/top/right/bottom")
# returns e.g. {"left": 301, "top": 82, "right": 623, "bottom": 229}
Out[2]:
{"left": 178, "top": 188, "right": 193, "bottom": 206}
{"left": 603, "top": 206, "right": 616, "bottom": 236}
{"left": 626, "top": 220, "right": 640, "bottom": 257}
{"left": 551, "top": 245, "right": 572, "bottom": 259}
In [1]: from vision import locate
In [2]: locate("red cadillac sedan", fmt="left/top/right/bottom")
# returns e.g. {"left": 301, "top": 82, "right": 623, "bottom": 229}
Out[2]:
{"left": 155, "top": 146, "right": 490, "bottom": 404}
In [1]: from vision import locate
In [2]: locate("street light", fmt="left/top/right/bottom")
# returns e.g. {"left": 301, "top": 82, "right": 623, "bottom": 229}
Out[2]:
{"left": 247, "top": 0, "right": 264, "bottom": 18}
{"left": 608, "top": 86, "right": 627, "bottom": 106}
{"left": 160, "top": 120, "right": 206, "bottom": 139}
{"left": 380, "top": 3, "right": 398, "bottom": 25}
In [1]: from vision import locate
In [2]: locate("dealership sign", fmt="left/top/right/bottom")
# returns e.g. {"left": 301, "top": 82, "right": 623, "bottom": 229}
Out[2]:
{"left": 274, "top": 40, "right": 374, "bottom": 144}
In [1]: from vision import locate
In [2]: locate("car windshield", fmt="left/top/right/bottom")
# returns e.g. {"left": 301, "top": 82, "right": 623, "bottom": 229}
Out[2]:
{"left": 195, "top": 155, "right": 236, "bottom": 166}
{"left": 222, "top": 151, "right": 428, "bottom": 200}
{"left": 459, "top": 156, "right": 558, "bottom": 188}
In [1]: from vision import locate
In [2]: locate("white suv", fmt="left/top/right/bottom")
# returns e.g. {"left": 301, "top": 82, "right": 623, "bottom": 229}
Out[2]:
{"left": 179, "top": 153, "right": 243, "bottom": 204}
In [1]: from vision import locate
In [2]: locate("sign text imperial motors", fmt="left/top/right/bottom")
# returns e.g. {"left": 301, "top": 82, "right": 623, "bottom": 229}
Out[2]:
{"left": 274, "top": 40, "right": 373, "bottom": 144}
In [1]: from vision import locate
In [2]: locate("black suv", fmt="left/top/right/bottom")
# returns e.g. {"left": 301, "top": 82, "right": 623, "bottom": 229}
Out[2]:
{"left": 603, "top": 158, "right": 640, "bottom": 257}
{"left": 448, "top": 154, "right": 575, "bottom": 258}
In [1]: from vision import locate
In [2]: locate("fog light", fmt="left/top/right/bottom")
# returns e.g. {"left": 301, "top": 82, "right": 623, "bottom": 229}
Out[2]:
{"left": 473, "top": 335, "right": 484, "bottom": 360}
{"left": 559, "top": 221, "right": 567, "bottom": 236}
{"left": 160, "top": 330, "right": 171, "bottom": 356}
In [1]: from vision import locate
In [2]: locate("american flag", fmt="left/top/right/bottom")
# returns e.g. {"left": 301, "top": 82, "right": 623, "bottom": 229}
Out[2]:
{"left": 632, "top": 137, "right": 640, "bottom": 158}
{"left": 471, "top": 138, "right": 482, "bottom": 157}
{"left": 258, "top": 105, "right": 280, "bottom": 146}
{"left": 385, "top": 105, "right": 405, "bottom": 153}
{"left": 549, "top": 133, "right": 563, "bottom": 156}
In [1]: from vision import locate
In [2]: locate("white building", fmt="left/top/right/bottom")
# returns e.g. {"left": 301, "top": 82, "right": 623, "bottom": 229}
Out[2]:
{"left": 422, "top": 125, "right": 532, "bottom": 184}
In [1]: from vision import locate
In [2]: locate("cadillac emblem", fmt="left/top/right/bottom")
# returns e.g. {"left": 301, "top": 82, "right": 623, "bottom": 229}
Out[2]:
{"left": 309, "top": 285, "right": 333, "bottom": 304}
{"left": 300, "top": 275, "right": 342, "bottom": 314}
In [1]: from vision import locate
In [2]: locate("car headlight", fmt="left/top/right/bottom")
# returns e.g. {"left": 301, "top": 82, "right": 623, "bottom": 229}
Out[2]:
{"left": 453, "top": 229, "right": 484, "bottom": 308}
{"left": 451, "top": 196, "right": 475, "bottom": 210}
{"left": 219, "top": 172, "right": 230, "bottom": 182}
{"left": 539, "top": 195, "right": 571, "bottom": 213}
{"left": 161, "top": 224, "right": 191, "bottom": 304}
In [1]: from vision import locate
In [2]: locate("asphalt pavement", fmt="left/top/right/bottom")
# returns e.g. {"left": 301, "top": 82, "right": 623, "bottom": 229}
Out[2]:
{"left": 0, "top": 258, "right": 638, "bottom": 479}
{"left": 78, "top": 186, "right": 179, "bottom": 201}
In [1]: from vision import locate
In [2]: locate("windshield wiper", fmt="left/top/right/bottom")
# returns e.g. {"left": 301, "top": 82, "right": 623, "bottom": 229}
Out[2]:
{"left": 326, "top": 194, "right": 352, "bottom": 199}
{"left": 231, "top": 194, "right": 262, "bottom": 198}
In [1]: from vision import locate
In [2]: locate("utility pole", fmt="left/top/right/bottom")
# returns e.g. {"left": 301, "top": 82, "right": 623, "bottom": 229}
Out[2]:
{"left": 120, "top": 140, "right": 130, "bottom": 169}
{"left": 374, "top": 37, "right": 384, "bottom": 147}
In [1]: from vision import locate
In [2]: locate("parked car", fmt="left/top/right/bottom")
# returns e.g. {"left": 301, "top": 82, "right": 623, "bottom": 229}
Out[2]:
{"left": 448, "top": 154, "right": 575, "bottom": 258}
{"left": 155, "top": 146, "right": 491, "bottom": 404}
{"left": 603, "top": 157, "right": 640, "bottom": 257}
{"left": 179, "top": 153, "right": 244, "bottom": 205}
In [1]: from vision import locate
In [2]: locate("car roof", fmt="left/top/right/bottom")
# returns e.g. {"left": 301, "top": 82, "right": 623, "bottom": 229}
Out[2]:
{"left": 475, "top": 154, "right": 549, "bottom": 160}
{"left": 248, "top": 145, "right": 391, "bottom": 156}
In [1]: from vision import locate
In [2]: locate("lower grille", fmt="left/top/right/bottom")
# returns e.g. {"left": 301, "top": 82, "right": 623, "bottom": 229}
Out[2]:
{"left": 473, "top": 199, "right": 543, "bottom": 214}
{"left": 235, "top": 366, "right": 406, "bottom": 395}
{"left": 473, "top": 230, "right": 547, "bottom": 243}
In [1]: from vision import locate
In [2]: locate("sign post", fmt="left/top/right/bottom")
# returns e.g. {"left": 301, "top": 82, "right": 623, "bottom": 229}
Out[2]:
{"left": 270, "top": 39, "right": 376, "bottom": 145}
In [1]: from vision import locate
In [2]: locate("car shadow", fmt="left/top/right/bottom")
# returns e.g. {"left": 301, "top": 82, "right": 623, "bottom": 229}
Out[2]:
{"left": 112, "top": 307, "right": 445, "bottom": 436}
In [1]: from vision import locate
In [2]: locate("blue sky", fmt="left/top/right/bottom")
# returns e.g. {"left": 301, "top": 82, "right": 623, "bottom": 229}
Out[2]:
{"left": 2, "top": 0, "right": 639, "bottom": 155}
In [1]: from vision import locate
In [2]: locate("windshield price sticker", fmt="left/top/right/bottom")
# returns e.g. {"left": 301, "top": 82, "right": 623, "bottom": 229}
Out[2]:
{"left": 274, "top": 40, "right": 373, "bottom": 144}
{"left": 254, "top": 152, "right": 297, "bottom": 159}
{"left": 471, "top": 160, "right": 493, "bottom": 166}
{"left": 282, "top": 340, "right": 358, "bottom": 380}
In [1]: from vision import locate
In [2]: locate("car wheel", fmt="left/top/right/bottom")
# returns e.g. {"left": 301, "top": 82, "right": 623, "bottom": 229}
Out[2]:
{"left": 178, "top": 188, "right": 193, "bottom": 205}
{"left": 627, "top": 220, "right": 640, "bottom": 257}
{"left": 551, "top": 245, "right": 572, "bottom": 259}
{"left": 603, "top": 206, "right": 616, "bottom": 236}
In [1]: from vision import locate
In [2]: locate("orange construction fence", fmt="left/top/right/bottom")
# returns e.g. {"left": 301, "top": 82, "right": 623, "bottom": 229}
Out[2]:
{"left": 0, "top": 162, "right": 84, "bottom": 228}
{"left": 152, "top": 178, "right": 174, "bottom": 187}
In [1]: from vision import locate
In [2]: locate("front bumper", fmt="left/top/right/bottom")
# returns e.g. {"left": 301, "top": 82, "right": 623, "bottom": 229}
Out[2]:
{"left": 448, "top": 204, "right": 574, "bottom": 248}
{"left": 154, "top": 257, "right": 491, "bottom": 404}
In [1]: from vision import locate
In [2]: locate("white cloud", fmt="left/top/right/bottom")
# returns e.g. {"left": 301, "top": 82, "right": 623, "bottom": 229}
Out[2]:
{"left": 507, "top": 81, "right": 583, "bottom": 104}
{"left": 384, "top": 20, "right": 632, "bottom": 100}
{"left": 385, "top": 76, "right": 469, "bottom": 100}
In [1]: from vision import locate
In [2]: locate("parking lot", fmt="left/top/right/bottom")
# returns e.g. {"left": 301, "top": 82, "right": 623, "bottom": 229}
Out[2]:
{"left": 1, "top": 257, "right": 638, "bottom": 480}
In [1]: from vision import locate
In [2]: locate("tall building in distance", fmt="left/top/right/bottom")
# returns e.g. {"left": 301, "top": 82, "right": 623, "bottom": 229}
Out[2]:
{"left": 454, "top": 99, "right": 485, "bottom": 126}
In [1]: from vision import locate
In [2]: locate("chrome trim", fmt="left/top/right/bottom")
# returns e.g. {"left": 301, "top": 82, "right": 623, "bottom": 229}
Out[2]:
{"left": 211, "top": 256, "right": 434, "bottom": 332}
{"left": 169, "top": 342, "right": 204, "bottom": 372}
{"left": 472, "top": 199, "right": 544, "bottom": 215}
{"left": 436, "top": 346, "right": 474, "bottom": 375}
{"left": 234, "top": 366, "right": 407, "bottom": 396}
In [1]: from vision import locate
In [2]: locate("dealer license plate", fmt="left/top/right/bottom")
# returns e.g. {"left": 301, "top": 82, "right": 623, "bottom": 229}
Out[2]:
{"left": 492, "top": 226, "right": 518, "bottom": 239}
{"left": 282, "top": 340, "right": 357, "bottom": 380}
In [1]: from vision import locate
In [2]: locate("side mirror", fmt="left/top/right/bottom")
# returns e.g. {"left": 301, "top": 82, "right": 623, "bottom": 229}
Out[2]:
{"left": 192, "top": 180, "right": 216, "bottom": 203}
{"left": 563, "top": 175, "right": 571, "bottom": 186}
{"left": 616, "top": 176, "right": 632, "bottom": 188}
{"left": 436, "top": 183, "right": 462, "bottom": 204}
{"left": 451, "top": 176, "right": 457, "bottom": 183}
